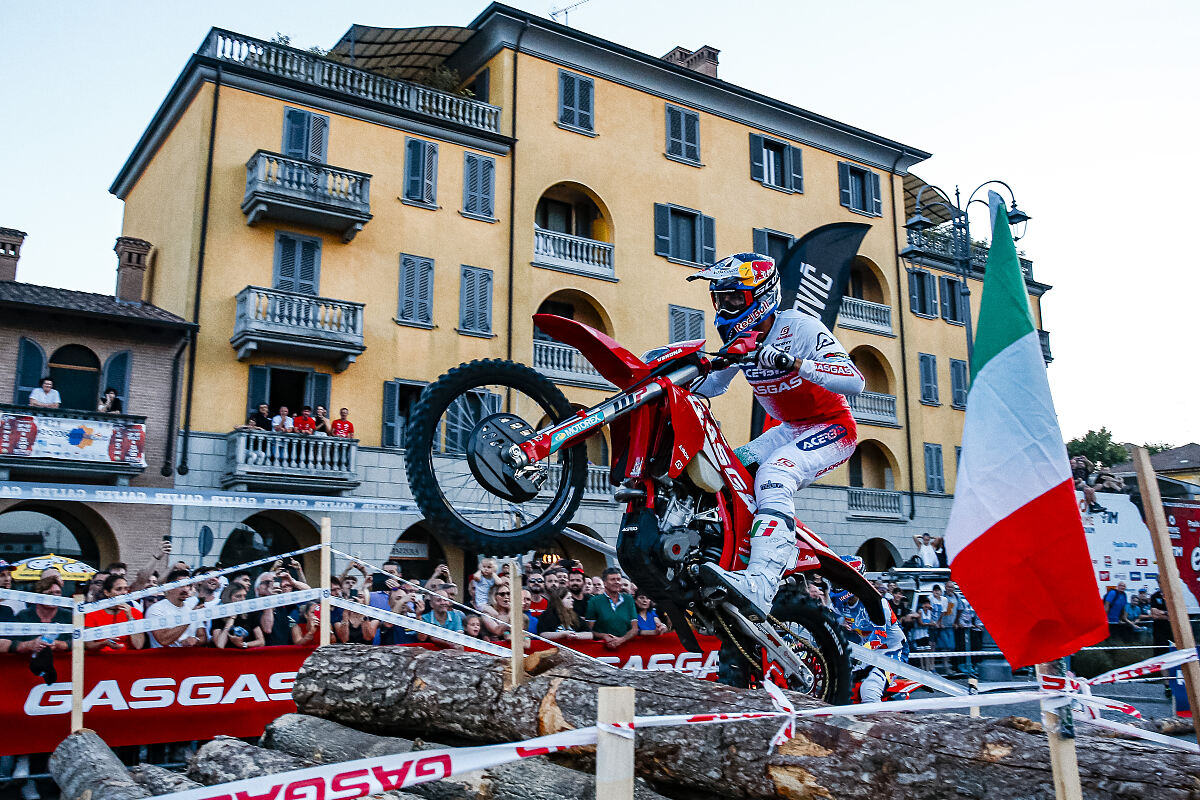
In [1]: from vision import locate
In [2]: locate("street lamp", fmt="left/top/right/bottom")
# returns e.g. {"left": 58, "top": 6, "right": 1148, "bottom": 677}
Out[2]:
{"left": 901, "top": 179, "right": 1031, "bottom": 367}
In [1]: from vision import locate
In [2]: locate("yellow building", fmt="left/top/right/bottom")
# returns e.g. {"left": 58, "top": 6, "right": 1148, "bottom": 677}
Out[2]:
{"left": 111, "top": 5, "right": 1051, "bottom": 579}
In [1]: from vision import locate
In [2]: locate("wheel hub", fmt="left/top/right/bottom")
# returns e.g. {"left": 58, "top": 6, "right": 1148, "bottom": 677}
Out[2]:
{"left": 466, "top": 413, "right": 542, "bottom": 502}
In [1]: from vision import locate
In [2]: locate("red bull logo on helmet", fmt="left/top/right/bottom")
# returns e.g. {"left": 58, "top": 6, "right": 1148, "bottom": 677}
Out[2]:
{"left": 738, "top": 258, "right": 775, "bottom": 287}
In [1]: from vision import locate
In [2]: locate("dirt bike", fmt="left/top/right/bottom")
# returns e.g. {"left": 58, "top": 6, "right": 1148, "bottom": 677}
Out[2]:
{"left": 405, "top": 313, "right": 885, "bottom": 702}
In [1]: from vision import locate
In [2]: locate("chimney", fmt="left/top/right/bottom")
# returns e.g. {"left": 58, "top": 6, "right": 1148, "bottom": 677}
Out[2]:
{"left": 662, "top": 45, "right": 719, "bottom": 79}
{"left": 0, "top": 228, "right": 27, "bottom": 282}
{"left": 114, "top": 236, "right": 152, "bottom": 303}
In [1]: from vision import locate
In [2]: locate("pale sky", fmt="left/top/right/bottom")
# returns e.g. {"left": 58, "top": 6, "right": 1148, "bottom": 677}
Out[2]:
{"left": 1, "top": 1, "right": 1195, "bottom": 445}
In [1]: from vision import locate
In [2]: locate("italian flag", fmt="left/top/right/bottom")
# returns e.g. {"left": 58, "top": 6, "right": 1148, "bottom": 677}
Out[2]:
{"left": 945, "top": 193, "right": 1107, "bottom": 668}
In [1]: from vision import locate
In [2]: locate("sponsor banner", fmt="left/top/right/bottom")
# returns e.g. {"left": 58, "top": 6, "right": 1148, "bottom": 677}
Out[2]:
{"left": 0, "top": 412, "right": 146, "bottom": 466}
{"left": 0, "top": 646, "right": 311, "bottom": 755}
{"left": 1163, "top": 501, "right": 1200, "bottom": 608}
{"left": 529, "top": 632, "right": 723, "bottom": 678}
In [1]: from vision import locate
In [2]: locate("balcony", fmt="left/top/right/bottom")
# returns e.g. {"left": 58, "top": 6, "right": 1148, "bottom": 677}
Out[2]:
{"left": 532, "top": 227, "right": 616, "bottom": 281}
{"left": 1038, "top": 329, "right": 1053, "bottom": 364}
{"left": 200, "top": 30, "right": 502, "bottom": 135}
{"left": 540, "top": 464, "right": 613, "bottom": 501}
{"left": 847, "top": 391, "right": 898, "bottom": 426}
{"left": 231, "top": 286, "right": 365, "bottom": 371}
{"left": 533, "top": 340, "right": 614, "bottom": 390}
{"left": 224, "top": 430, "right": 359, "bottom": 493}
{"left": 0, "top": 405, "right": 148, "bottom": 485}
{"left": 838, "top": 297, "right": 892, "bottom": 336}
{"left": 847, "top": 487, "right": 904, "bottom": 519}
{"left": 904, "top": 229, "right": 1034, "bottom": 279}
{"left": 243, "top": 151, "right": 372, "bottom": 242}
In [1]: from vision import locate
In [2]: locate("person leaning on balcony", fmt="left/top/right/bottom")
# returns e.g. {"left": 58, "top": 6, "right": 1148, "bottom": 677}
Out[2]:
{"left": 330, "top": 407, "right": 355, "bottom": 438}
{"left": 97, "top": 387, "right": 123, "bottom": 413}
{"left": 272, "top": 405, "right": 294, "bottom": 432}
{"left": 313, "top": 405, "right": 332, "bottom": 436}
{"left": 238, "top": 403, "right": 273, "bottom": 432}
{"left": 293, "top": 406, "right": 317, "bottom": 435}
{"left": 27, "top": 377, "right": 61, "bottom": 408}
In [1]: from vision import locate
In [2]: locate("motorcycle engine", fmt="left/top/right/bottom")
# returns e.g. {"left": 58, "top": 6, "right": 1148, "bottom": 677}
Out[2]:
{"left": 657, "top": 490, "right": 698, "bottom": 564}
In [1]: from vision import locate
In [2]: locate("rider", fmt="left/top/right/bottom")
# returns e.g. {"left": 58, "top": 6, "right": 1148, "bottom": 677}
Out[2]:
{"left": 688, "top": 252, "right": 864, "bottom": 621}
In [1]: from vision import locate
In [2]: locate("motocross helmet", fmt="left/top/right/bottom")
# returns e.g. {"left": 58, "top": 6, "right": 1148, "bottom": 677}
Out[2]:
{"left": 829, "top": 554, "right": 866, "bottom": 601}
{"left": 687, "top": 252, "right": 781, "bottom": 343}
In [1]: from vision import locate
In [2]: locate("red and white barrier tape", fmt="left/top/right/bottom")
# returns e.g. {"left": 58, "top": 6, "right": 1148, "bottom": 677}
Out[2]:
{"left": 329, "top": 597, "right": 510, "bottom": 657}
{"left": 80, "top": 589, "right": 325, "bottom": 642}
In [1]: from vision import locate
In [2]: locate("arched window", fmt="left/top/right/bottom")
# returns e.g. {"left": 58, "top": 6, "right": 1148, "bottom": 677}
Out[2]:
{"left": 219, "top": 517, "right": 300, "bottom": 572}
{"left": 48, "top": 345, "right": 101, "bottom": 411}
{"left": 0, "top": 508, "right": 100, "bottom": 582}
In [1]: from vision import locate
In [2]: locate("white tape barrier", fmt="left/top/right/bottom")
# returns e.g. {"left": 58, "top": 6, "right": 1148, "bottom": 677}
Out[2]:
{"left": 849, "top": 643, "right": 968, "bottom": 696}
{"left": 81, "top": 589, "right": 324, "bottom": 642}
{"left": 0, "top": 622, "right": 74, "bottom": 637}
{"left": 83, "top": 543, "right": 324, "bottom": 613}
{"left": 0, "top": 588, "right": 75, "bottom": 608}
{"left": 329, "top": 597, "right": 510, "bottom": 657}
{"left": 1088, "top": 648, "right": 1198, "bottom": 685}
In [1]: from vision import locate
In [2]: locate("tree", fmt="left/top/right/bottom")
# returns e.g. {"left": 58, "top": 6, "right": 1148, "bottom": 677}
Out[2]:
{"left": 1143, "top": 442, "right": 1175, "bottom": 455}
{"left": 1067, "top": 427, "right": 1130, "bottom": 466}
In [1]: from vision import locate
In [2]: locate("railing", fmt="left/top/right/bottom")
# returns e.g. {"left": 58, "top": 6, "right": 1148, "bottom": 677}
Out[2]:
{"left": 225, "top": 430, "right": 358, "bottom": 484}
{"left": 244, "top": 151, "right": 370, "bottom": 213}
{"left": 1039, "top": 329, "right": 1053, "bottom": 363}
{"left": 200, "top": 30, "right": 502, "bottom": 134}
{"left": 847, "top": 487, "right": 904, "bottom": 517}
{"left": 905, "top": 229, "right": 1034, "bottom": 278}
{"left": 533, "top": 227, "right": 615, "bottom": 280}
{"left": 838, "top": 297, "right": 892, "bottom": 335}
{"left": 540, "top": 464, "right": 612, "bottom": 500}
{"left": 846, "top": 391, "right": 898, "bottom": 426}
{"left": 234, "top": 286, "right": 364, "bottom": 341}
{"left": 533, "top": 340, "right": 613, "bottom": 389}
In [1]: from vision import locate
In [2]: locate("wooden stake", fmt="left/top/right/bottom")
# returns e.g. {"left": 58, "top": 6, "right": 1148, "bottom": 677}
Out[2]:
{"left": 319, "top": 517, "right": 332, "bottom": 647}
{"left": 596, "top": 686, "right": 635, "bottom": 800}
{"left": 1133, "top": 445, "right": 1200, "bottom": 721}
{"left": 1035, "top": 660, "right": 1083, "bottom": 800}
{"left": 508, "top": 559, "right": 524, "bottom": 687}
{"left": 70, "top": 592, "right": 84, "bottom": 733}
{"left": 968, "top": 676, "right": 980, "bottom": 717}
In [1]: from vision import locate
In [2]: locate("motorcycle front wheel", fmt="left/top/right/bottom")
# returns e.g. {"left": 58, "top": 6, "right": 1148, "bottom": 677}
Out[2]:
{"left": 406, "top": 358, "right": 588, "bottom": 555}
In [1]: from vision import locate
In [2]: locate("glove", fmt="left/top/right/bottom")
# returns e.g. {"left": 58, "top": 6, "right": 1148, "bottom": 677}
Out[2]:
{"left": 756, "top": 344, "right": 794, "bottom": 372}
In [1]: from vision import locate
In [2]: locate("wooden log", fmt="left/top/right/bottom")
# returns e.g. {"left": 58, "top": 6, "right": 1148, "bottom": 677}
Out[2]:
{"left": 127, "top": 763, "right": 203, "bottom": 794}
{"left": 293, "top": 645, "right": 1200, "bottom": 800}
{"left": 49, "top": 729, "right": 151, "bottom": 800}
{"left": 260, "top": 712, "right": 676, "bottom": 800}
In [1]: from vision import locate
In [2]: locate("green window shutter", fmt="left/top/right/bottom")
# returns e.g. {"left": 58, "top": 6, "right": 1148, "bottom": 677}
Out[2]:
{"left": 102, "top": 351, "right": 132, "bottom": 409}
{"left": 14, "top": 336, "right": 46, "bottom": 404}
{"left": 752, "top": 228, "right": 769, "bottom": 255}
{"left": 275, "top": 234, "right": 298, "bottom": 291}
{"left": 919, "top": 354, "right": 939, "bottom": 404}
{"left": 669, "top": 305, "right": 704, "bottom": 342}
{"left": 908, "top": 270, "right": 920, "bottom": 313}
{"left": 687, "top": 308, "right": 704, "bottom": 340}
{"left": 460, "top": 266, "right": 491, "bottom": 332}
{"left": 951, "top": 359, "right": 969, "bottom": 407}
{"left": 666, "top": 105, "right": 684, "bottom": 157}
{"left": 925, "top": 444, "right": 944, "bottom": 493}
{"left": 307, "top": 114, "right": 329, "bottom": 163}
{"left": 463, "top": 153, "right": 480, "bottom": 215}
{"left": 653, "top": 204, "right": 672, "bottom": 257}
{"left": 382, "top": 380, "right": 400, "bottom": 447}
{"left": 869, "top": 170, "right": 883, "bottom": 215}
{"left": 479, "top": 157, "right": 495, "bottom": 218}
{"left": 700, "top": 214, "right": 716, "bottom": 264}
{"left": 749, "top": 133, "right": 765, "bottom": 182}
{"left": 683, "top": 111, "right": 699, "bottom": 162}
{"left": 247, "top": 365, "right": 270, "bottom": 416}
{"left": 307, "top": 372, "right": 332, "bottom": 414}
{"left": 559, "top": 72, "right": 576, "bottom": 127}
{"left": 398, "top": 254, "right": 418, "bottom": 321}
{"left": 787, "top": 146, "right": 804, "bottom": 193}
{"left": 416, "top": 257, "right": 433, "bottom": 325}
{"left": 577, "top": 76, "right": 593, "bottom": 130}
{"left": 939, "top": 276, "right": 951, "bottom": 319}
{"left": 283, "top": 108, "right": 310, "bottom": 159}
{"left": 479, "top": 269, "right": 493, "bottom": 333}
{"left": 924, "top": 272, "right": 937, "bottom": 315}
{"left": 298, "top": 238, "right": 320, "bottom": 295}
{"left": 405, "top": 139, "right": 423, "bottom": 201}
{"left": 422, "top": 142, "right": 438, "bottom": 205}
{"left": 838, "top": 162, "right": 852, "bottom": 208}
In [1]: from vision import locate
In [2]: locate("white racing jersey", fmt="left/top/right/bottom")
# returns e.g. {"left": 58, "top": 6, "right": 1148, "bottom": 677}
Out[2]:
{"left": 696, "top": 310, "right": 864, "bottom": 425}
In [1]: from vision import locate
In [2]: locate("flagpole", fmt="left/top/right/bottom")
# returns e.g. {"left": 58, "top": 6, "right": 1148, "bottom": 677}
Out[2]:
{"left": 1035, "top": 659, "right": 1084, "bottom": 800}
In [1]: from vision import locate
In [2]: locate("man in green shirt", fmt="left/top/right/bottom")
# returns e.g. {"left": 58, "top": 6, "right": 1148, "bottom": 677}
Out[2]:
{"left": 584, "top": 567, "right": 638, "bottom": 650}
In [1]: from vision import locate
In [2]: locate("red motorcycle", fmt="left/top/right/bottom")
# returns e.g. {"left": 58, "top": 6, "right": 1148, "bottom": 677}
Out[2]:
{"left": 406, "top": 314, "right": 884, "bottom": 701}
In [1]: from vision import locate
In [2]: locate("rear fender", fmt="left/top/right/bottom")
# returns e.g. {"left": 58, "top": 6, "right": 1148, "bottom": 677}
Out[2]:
{"left": 533, "top": 314, "right": 649, "bottom": 389}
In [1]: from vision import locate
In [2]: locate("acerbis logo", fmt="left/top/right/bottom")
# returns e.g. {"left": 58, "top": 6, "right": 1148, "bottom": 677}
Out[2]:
{"left": 24, "top": 672, "right": 296, "bottom": 716}
{"left": 798, "top": 424, "right": 848, "bottom": 451}
{"left": 551, "top": 413, "right": 602, "bottom": 445}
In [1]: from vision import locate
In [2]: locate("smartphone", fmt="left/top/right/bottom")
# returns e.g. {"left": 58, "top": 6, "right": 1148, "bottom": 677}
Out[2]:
{"left": 162, "top": 533, "right": 172, "bottom": 544}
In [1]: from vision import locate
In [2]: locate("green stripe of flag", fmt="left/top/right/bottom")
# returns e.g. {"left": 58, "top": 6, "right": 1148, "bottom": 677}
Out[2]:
{"left": 970, "top": 201, "right": 1036, "bottom": 383}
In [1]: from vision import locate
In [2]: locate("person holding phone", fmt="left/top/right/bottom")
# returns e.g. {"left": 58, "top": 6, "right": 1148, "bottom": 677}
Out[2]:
{"left": 97, "top": 387, "right": 123, "bottom": 414}
{"left": 215, "top": 585, "right": 264, "bottom": 649}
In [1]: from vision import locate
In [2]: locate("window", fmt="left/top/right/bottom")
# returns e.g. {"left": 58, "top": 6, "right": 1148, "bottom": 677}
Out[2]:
{"left": 397, "top": 254, "right": 434, "bottom": 328}
{"left": 950, "top": 359, "right": 969, "bottom": 409}
{"left": 282, "top": 108, "right": 329, "bottom": 163}
{"left": 665, "top": 104, "right": 700, "bottom": 164}
{"left": 940, "top": 275, "right": 966, "bottom": 324}
{"left": 48, "top": 345, "right": 100, "bottom": 411}
{"left": 908, "top": 269, "right": 936, "bottom": 316}
{"left": 459, "top": 265, "right": 493, "bottom": 336}
{"left": 750, "top": 134, "right": 803, "bottom": 192}
{"left": 443, "top": 389, "right": 502, "bottom": 454}
{"left": 668, "top": 305, "right": 705, "bottom": 343}
{"left": 246, "top": 366, "right": 331, "bottom": 419}
{"left": 274, "top": 233, "right": 321, "bottom": 295}
{"left": 558, "top": 70, "right": 594, "bottom": 133}
{"left": 403, "top": 137, "right": 438, "bottom": 207}
{"left": 462, "top": 153, "right": 496, "bottom": 220}
{"left": 837, "top": 162, "right": 882, "bottom": 215}
{"left": 924, "top": 443, "right": 945, "bottom": 493}
{"left": 752, "top": 228, "right": 794, "bottom": 266}
{"left": 654, "top": 203, "right": 715, "bottom": 264}
{"left": 956, "top": 446, "right": 962, "bottom": 468}
{"left": 13, "top": 337, "right": 46, "bottom": 405}
{"left": 102, "top": 351, "right": 132, "bottom": 410}
{"left": 918, "top": 353, "right": 939, "bottom": 405}
{"left": 382, "top": 379, "right": 425, "bottom": 448}
{"left": 467, "top": 69, "right": 490, "bottom": 104}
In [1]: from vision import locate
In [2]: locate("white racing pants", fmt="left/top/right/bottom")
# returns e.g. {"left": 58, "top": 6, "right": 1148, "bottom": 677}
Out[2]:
{"left": 737, "top": 419, "right": 858, "bottom": 520}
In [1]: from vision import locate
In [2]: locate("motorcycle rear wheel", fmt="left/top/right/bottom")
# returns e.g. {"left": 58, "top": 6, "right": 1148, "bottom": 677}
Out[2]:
{"left": 406, "top": 359, "right": 587, "bottom": 555}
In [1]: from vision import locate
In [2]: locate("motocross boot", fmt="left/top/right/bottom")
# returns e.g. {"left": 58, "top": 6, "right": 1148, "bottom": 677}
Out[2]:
{"left": 700, "top": 512, "right": 797, "bottom": 622}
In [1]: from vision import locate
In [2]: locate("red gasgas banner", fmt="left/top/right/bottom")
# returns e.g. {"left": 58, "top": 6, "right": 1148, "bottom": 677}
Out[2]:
{"left": 1164, "top": 501, "right": 1200, "bottom": 607}
{"left": 0, "top": 646, "right": 313, "bottom": 756}
{"left": 527, "top": 632, "right": 722, "bottom": 675}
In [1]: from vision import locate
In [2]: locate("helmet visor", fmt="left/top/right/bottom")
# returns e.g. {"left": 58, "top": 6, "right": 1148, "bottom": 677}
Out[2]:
{"left": 711, "top": 289, "right": 750, "bottom": 315}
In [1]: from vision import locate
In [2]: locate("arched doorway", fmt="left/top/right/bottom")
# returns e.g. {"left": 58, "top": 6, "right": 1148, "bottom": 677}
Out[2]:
{"left": 48, "top": 344, "right": 101, "bottom": 411}
{"left": 560, "top": 524, "right": 609, "bottom": 575}
{"left": 534, "top": 182, "right": 613, "bottom": 243}
{"left": 846, "top": 256, "right": 888, "bottom": 304}
{"left": 392, "top": 521, "right": 449, "bottom": 583}
{"left": 856, "top": 537, "right": 899, "bottom": 572}
{"left": 0, "top": 504, "right": 111, "bottom": 587}
{"left": 849, "top": 346, "right": 894, "bottom": 395}
{"left": 533, "top": 290, "right": 615, "bottom": 389}
{"left": 219, "top": 511, "right": 318, "bottom": 577}
{"left": 847, "top": 440, "right": 897, "bottom": 490}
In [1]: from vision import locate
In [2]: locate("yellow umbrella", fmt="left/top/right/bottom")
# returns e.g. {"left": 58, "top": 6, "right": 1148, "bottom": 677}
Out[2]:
{"left": 11, "top": 553, "right": 97, "bottom": 582}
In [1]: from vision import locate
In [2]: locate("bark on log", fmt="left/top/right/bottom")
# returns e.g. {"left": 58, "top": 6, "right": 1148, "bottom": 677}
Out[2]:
{"left": 261, "top": 712, "right": 676, "bottom": 800}
{"left": 127, "top": 764, "right": 202, "bottom": 794}
{"left": 293, "top": 645, "right": 1200, "bottom": 800}
{"left": 49, "top": 729, "right": 152, "bottom": 800}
